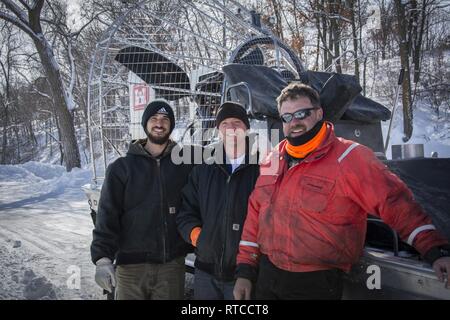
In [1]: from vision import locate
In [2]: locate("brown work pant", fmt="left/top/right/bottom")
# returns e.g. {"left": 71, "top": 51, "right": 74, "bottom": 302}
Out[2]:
{"left": 115, "top": 257, "right": 185, "bottom": 300}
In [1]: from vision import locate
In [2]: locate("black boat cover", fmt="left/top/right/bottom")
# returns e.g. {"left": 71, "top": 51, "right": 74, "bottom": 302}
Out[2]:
{"left": 342, "top": 95, "right": 391, "bottom": 123}
{"left": 301, "top": 71, "right": 390, "bottom": 123}
{"left": 385, "top": 158, "right": 450, "bottom": 241}
{"left": 301, "top": 71, "right": 362, "bottom": 122}
{"left": 222, "top": 64, "right": 287, "bottom": 119}
{"left": 223, "top": 65, "right": 371, "bottom": 122}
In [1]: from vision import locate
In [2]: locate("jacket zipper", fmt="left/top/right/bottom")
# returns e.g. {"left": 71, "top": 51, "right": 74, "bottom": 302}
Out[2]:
{"left": 218, "top": 162, "right": 248, "bottom": 279}
{"left": 219, "top": 171, "right": 232, "bottom": 278}
{"left": 157, "top": 158, "right": 167, "bottom": 263}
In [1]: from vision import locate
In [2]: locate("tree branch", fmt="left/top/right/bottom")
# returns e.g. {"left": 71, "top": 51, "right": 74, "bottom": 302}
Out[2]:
{"left": 0, "top": 11, "right": 39, "bottom": 41}
{"left": 1, "top": 0, "right": 30, "bottom": 26}
{"left": 41, "top": 17, "right": 67, "bottom": 37}
{"left": 17, "top": 0, "right": 31, "bottom": 11}
{"left": 70, "top": 9, "right": 108, "bottom": 39}
{"left": 0, "top": 59, "right": 8, "bottom": 82}
{"left": 14, "top": 67, "right": 53, "bottom": 101}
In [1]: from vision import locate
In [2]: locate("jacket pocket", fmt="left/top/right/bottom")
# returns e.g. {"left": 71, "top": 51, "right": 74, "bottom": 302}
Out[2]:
{"left": 255, "top": 174, "right": 278, "bottom": 188}
{"left": 299, "top": 175, "right": 335, "bottom": 213}
{"left": 254, "top": 174, "right": 278, "bottom": 204}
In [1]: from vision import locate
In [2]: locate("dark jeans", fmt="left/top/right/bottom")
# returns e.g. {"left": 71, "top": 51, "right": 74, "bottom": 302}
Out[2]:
{"left": 194, "top": 268, "right": 235, "bottom": 300}
{"left": 255, "top": 255, "right": 343, "bottom": 300}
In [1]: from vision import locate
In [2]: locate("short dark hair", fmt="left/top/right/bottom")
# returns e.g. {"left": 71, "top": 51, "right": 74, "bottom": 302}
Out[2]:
{"left": 276, "top": 83, "right": 321, "bottom": 112}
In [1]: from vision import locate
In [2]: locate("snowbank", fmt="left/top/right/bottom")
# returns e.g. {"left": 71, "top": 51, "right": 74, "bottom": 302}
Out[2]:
{"left": 0, "top": 161, "right": 92, "bottom": 208}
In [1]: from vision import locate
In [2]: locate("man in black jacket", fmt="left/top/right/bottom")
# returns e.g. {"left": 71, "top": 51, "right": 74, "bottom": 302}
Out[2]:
{"left": 177, "top": 102, "right": 260, "bottom": 299}
{"left": 91, "top": 99, "right": 198, "bottom": 299}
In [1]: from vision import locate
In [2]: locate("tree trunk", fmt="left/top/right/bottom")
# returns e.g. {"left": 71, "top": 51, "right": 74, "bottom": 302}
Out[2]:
{"left": 425, "top": 14, "right": 430, "bottom": 51}
{"left": 313, "top": 0, "right": 327, "bottom": 70}
{"left": 27, "top": 121, "right": 37, "bottom": 145}
{"left": 315, "top": 32, "right": 320, "bottom": 71}
{"left": 408, "top": 0, "right": 418, "bottom": 54}
{"left": 358, "top": 0, "right": 366, "bottom": 94}
{"left": 32, "top": 38, "right": 80, "bottom": 171}
{"left": 363, "top": 56, "right": 367, "bottom": 96}
{"left": 1, "top": 105, "right": 7, "bottom": 164}
{"left": 269, "top": 0, "right": 284, "bottom": 40}
{"left": 329, "top": 0, "right": 342, "bottom": 73}
{"left": 394, "top": 0, "right": 413, "bottom": 141}
{"left": 53, "top": 112, "right": 64, "bottom": 166}
{"left": 49, "top": 118, "right": 53, "bottom": 158}
{"left": 332, "top": 25, "right": 342, "bottom": 73}
{"left": 327, "top": 20, "right": 334, "bottom": 69}
{"left": 378, "top": 0, "right": 388, "bottom": 60}
{"left": 13, "top": 125, "right": 20, "bottom": 162}
{"left": 413, "top": 0, "right": 426, "bottom": 83}
{"left": 319, "top": 0, "right": 332, "bottom": 69}
{"left": 350, "top": 0, "right": 360, "bottom": 82}
{"left": 79, "top": 96, "right": 90, "bottom": 162}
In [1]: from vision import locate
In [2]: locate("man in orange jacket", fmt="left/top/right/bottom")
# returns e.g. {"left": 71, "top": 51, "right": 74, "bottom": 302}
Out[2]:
{"left": 233, "top": 83, "right": 450, "bottom": 300}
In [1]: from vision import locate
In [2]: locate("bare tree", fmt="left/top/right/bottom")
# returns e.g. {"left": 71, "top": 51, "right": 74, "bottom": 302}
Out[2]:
{"left": 348, "top": 0, "right": 360, "bottom": 82}
{"left": 268, "top": 0, "right": 285, "bottom": 40}
{"left": 394, "top": 0, "right": 413, "bottom": 142}
{"left": 410, "top": 0, "right": 440, "bottom": 84}
{"left": 282, "top": 0, "right": 309, "bottom": 61}
{"left": 0, "top": 0, "right": 81, "bottom": 170}
{"left": 0, "top": 22, "right": 25, "bottom": 163}
{"left": 0, "top": 24, "right": 15, "bottom": 163}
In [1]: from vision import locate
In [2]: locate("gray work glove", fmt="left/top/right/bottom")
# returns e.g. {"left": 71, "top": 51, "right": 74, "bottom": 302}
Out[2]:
{"left": 95, "top": 257, "right": 116, "bottom": 293}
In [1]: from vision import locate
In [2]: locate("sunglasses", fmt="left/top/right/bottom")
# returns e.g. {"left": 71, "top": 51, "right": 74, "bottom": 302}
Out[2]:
{"left": 280, "top": 108, "right": 318, "bottom": 123}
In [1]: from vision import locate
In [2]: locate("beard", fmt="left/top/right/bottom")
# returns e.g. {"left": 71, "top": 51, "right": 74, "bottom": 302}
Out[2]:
{"left": 286, "top": 120, "right": 323, "bottom": 146}
{"left": 287, "top": 124, "right": 307, "bottom": 139}
{"left": 146, "top": 129, "right": 170, "bottom": 145}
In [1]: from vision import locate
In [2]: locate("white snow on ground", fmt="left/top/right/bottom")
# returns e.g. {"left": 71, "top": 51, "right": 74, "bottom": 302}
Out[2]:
{"left": 0, "top": 162, "right": 103, "bottom": 300}
{"left": 0, "top": 161, "right": 195, "bottom": 300}
{"left": 382, "top": 100, "right": 450, "bottom": 160}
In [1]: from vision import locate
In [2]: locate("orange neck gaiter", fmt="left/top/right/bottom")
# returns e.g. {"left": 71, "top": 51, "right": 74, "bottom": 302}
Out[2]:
{"left": 285, "top": 122, "right": 327, "bottom": 159}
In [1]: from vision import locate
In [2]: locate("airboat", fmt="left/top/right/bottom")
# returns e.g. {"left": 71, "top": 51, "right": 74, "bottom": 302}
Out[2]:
{"left": 82, "top": 0, "right": 450, "bottom": 299}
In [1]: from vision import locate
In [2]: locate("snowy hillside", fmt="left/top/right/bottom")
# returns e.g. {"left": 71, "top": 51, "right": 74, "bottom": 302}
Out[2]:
{"left": 382, "top": 98, "right": 450, "bottom": 159}
{"left": 375, "top": 50, "right": 450, "bottom": 159}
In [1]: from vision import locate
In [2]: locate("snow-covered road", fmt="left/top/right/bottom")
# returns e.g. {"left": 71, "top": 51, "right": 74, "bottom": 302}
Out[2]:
{"left": 0, "top": 162, "right": 103, "bottom": 299}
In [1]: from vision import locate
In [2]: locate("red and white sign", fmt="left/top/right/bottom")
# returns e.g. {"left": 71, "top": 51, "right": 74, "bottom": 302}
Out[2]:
{"left": 132, "top": 84, "right": 150, "bottom": 111}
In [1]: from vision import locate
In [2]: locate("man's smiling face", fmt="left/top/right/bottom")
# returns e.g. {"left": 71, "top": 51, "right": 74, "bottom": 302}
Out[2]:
{"left": 280, "top": 96, "right": 323, "bottom": 139}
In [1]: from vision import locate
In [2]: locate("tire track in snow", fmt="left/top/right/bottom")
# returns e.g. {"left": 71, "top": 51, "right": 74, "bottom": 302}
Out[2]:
{"left": 0, "top": 226, "right": 66, "bottom": 256}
